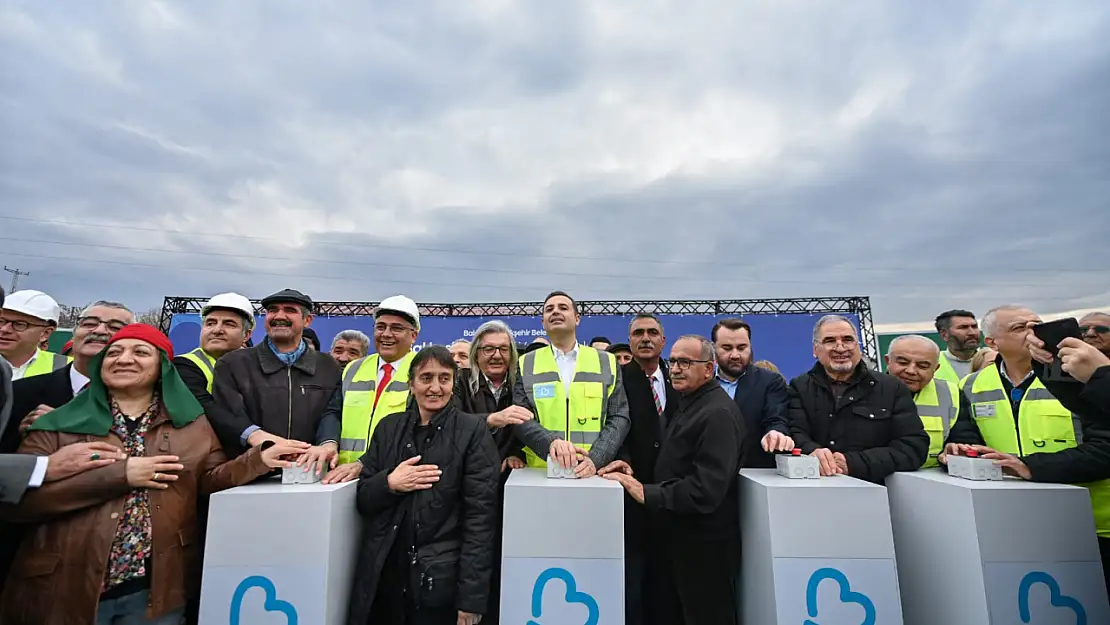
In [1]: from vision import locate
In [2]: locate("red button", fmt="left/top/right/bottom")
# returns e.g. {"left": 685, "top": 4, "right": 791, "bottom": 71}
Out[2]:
{"left": 792, "top": 448, "right": 802, "bottom": 456}
{"left": 966, "top": 449, "right": 979, "bottom": 458}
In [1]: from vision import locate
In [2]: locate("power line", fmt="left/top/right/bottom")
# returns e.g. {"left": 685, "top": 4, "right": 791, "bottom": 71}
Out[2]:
{"left": 3, "top": 266, "right": 29, "bottom": 292}
{"left": 0, "top": 245, "right": 1089, "bottom": 291}
{"left": 0, "top": 214, "right": 1097, "bottom": 276}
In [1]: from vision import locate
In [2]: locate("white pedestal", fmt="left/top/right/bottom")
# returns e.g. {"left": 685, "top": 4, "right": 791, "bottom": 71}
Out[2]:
{"left": 500, "top": 468, "right": 625, "bottom": 624}
{"left": 198, "top": 479, "right": 359, "bottom": 625}
{"left": 739, "top": 469, "right": 904, "bottom": 625}
{"left": 888, "top": 470, "right": 1110, "bottom": 625}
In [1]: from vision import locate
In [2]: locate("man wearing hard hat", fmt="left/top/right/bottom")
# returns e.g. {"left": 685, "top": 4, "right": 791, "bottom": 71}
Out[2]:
{"left": 310, "top": 295, "right": 421, "bottom": 483}
{"left": 176, "top": 293, "right": 255, "bottom": 396}
{"left": 0, "top": 290, "right": 69, "bottom": 381}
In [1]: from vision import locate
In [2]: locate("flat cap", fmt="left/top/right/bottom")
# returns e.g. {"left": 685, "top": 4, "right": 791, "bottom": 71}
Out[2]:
{"left": 260, "top": 289, "right": 313, "bottom": 313}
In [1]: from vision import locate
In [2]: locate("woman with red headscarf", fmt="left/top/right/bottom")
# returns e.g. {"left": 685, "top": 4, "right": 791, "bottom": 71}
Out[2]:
{"left": 0, "top": 324, "right": 304, "bottom": 625}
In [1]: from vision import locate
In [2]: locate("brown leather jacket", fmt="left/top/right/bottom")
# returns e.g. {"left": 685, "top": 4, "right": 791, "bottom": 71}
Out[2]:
{"left": 0, "top": 411, "right": 271, "bottom": 625}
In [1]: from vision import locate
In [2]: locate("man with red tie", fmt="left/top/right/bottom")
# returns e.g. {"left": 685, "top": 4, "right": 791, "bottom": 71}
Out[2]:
{"left": 599, "top": 312, "right": 679, "bottom": 625}
{"left": 309, "top": 295, "right": 422, "bottom": 483}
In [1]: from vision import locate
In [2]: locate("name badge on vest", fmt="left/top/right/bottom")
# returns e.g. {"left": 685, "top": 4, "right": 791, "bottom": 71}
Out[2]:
{"left": 973, "top": 403, "right": 996, "bottom": 418}
{"left": 534, "top": 383, "right": 557, "bottom": 400}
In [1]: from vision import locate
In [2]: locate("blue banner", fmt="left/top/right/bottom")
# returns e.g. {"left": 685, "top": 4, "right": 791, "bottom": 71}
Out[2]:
{"left": 169, "top": 312, "right": 859, "bottom": 381}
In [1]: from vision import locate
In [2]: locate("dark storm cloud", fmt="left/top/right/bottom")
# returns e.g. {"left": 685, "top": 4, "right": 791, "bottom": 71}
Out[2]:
{"left": 1, "top": 0, "right": 1107, "bottom": 324}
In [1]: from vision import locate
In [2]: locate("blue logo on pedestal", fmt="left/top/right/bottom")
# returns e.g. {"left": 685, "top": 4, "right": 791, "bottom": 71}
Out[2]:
{"left": 804, "top": 567, "right": 876, "bottom": 625}
{"left": 1018, "top": 571, "right": 1086, "bottom": 625}
{"left": 527, "top": 567, "right": 599, "bottom": 625}
{"left": 230, "top": 575, "right": 298, "bottom": 625}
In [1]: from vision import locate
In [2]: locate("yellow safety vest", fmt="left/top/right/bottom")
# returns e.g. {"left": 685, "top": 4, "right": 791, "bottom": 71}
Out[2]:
{"left": 935, "top": 352, "right": 963, "bottom": 387}
{"left": 518, "top": 345, "right": 617, "bottom": 468}
{"left": 22, "top": 349, "right": 71, "bottom": 379}
{"left": 180, "top": 348, "right": 217, "bottom": 393}
{"left": 914, "top": 378, "right": 958, "bottom": 468}
{"left": 963, "top": 365, "right": 1110, "bottom": 537}
{"left": 338, "top": 351, "right": 415, "bottom": 465}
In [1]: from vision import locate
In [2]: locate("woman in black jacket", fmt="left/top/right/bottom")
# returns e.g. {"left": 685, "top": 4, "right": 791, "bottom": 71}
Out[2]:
{"left": 347, "top": 346, "right": 500, "bottom": 625}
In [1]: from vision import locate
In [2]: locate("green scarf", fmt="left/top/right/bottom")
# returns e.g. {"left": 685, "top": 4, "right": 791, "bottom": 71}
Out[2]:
{"left": 29, "top": 351, "right": 204, "bottom": 435}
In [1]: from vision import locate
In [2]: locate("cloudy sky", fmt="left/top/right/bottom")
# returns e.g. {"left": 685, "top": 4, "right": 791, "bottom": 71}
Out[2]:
{"left": 1, "top": 0, "right": 1107, "bottom": 323}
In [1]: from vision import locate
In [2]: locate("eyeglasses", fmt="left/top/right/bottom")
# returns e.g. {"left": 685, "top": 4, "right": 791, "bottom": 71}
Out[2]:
{"left": 478, "top": 345, "right": 511, "bottom": 356}
{"left": 78, "top": 316, "right": 129, "bottom": 333}
{"left": 0, "top": 318, "right": 49, "bottom": 333}
{"left": 668, "top": 358, "right": 712, "bottom": 370}
{"left": 374, "top": 323, "right": 414, "bottom": 335}
{"left": 819, "top": 337, "right": 857, "bottom": 347}
{"left": 1080, "top": 325, "right": 1110, "bottom": 334}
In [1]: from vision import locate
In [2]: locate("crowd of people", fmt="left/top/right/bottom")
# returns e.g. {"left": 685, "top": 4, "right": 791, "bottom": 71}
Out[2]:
{"left": 1, "top": 283, "right": 1109, "bottom": 625}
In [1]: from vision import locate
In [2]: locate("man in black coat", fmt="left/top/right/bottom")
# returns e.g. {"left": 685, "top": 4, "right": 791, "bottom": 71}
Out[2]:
{"left": 711, "top": 318, "right": 793, "bottom": 467}
{"left": 789, "top": 315, "right": 928, "bottom": 482}
{"left": 605, "top": 335, "right": 744, "bottom": 625}
{"left": 210, "top": 289, "right": 338, "bottom": 454}
{"left": 451, "top": 320, "right": 532, "bottom": 625}
{"left": 599, "top": 313, "right": 679, "bottom": 625}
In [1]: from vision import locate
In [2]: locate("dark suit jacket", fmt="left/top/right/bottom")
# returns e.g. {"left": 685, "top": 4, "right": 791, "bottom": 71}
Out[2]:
{"left": 1, "top": 361, "right": 74, "bottom": 590}
{"left": 618, "top": 359, "right": 679, "bottom": 550}
{"left": 729, "top": 365, "right": 791, "bottom": 468}
{"left": 0, "top": 358, "right": 33, "bottom": 505}
{"left": 1, "top": 364, "right": 76, "bottom": 456}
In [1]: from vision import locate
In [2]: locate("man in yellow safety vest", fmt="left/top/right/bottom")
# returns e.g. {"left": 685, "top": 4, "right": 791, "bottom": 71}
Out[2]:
{"left": 943, "top": 305, "right": 1110, "bottom": 579}
{"left": 176, "top": 293, "right": 255, "bottom": 395}
{"left": 933, "top": 309, "right": 981, "bottom": 386}
{"left": 884, "top": 335, "right": 970, "bottom": 468}
{"left": 311, "top": 295, "right": 421, "bottom": 483}
{"left": 512, "top": 291, "right": 629, "bottom": 478}
{"left": 0, "top": 290, "right": 68, "bottom": 382}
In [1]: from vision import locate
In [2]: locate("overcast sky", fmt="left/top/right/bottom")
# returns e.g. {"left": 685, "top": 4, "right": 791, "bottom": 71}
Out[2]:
{"left": 2, "top": 0, "right": 1108, "bottom": 323}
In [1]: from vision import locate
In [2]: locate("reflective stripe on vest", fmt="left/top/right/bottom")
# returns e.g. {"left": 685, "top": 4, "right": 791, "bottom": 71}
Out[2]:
{"left": 914, "top": 378, "right": 958, "bottom": 468}
{"left": 337, "top": 351, "right": 415, "bottom": 465}
{"left": 22, "top": 349, "right": 71, "bottom": 379}
{"left": 935, "top": 353, "right": 961, "bottom": 387}
{"left": 519, "top": 345, "right": 616, "bottom": 468}
{"left": 180, "top": 348, "right": 217, "bottom": 393}
{"left": 962, "top": 365, "right": 1110, "bottom": 537}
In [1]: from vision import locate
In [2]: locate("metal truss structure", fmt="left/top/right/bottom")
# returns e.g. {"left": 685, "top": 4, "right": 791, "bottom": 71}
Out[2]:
{"left": 160, "top": 296, "right": 877, "bottom": 361}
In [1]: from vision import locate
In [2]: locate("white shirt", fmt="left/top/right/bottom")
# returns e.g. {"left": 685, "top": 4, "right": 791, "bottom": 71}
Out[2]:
{"left": 378, "top": 355, "right": 406, "bottom": 385}
{"left": 553, "top": 344, "right": 580, "bottom": 389}
{"left": 70, "top": 365, "right": 89, "bottom": 396}
{"left": 647, "top": 366, "right": 667, "bottom": 412}
{"left": 10, "top": 350, "right": 41, "bottom": 381}
{"left": 29, "top": 456, "right": 48, "bottom": 488}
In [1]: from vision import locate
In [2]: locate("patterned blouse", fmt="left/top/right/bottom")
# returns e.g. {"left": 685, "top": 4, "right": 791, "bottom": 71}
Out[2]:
{"left": 102, "top": 392, "right": 160, "bottom": 593}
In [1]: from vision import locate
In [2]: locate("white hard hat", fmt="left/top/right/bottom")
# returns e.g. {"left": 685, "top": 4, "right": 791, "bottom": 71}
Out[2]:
{"left": 375, "top": 295, "right": 420, "bottom": 331}
{"left": 3, "top": 290, "right": 60, "bottom": 325}
{"left": 202, "top": 293, "right": 256, "bottom": 328}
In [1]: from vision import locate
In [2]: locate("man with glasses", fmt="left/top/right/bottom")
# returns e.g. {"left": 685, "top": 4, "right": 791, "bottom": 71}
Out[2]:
{"left": 308, "top": 295, "right": 421, "bottom": 483}
{"left": 0, "top": 289, "right": 67, "bottom": 382}
{"left": 604, "top": 335, "right": 744, "bottom": 625}
{"left": 1079, "top": 312, "right": 1110, "bottom": 358}
{"left": 788, "top": 315, "right": 927, "bottom": 482}
{"left": 4, "top": 301, "right": 134, "bottom": 445}
{"left": 452, "top": 320, "right": 533, "bottom": 625}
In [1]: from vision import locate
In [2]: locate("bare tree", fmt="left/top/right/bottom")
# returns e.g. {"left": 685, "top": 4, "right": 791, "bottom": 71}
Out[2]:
{"left": 135, "top": 306, "right": 163, "bottom": 326}
{"left": 57, "top": 304, "right": 89, "bottom": 328}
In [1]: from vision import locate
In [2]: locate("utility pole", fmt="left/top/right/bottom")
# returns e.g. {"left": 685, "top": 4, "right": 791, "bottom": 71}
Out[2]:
{"left": 4, "top": 266, "right": 29, "bottom": 292}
